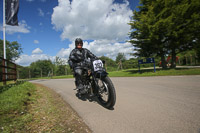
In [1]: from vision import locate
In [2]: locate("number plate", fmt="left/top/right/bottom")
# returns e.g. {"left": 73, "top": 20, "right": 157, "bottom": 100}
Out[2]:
{"left": 93, "top": 60, "right": 103, "bottom": 71}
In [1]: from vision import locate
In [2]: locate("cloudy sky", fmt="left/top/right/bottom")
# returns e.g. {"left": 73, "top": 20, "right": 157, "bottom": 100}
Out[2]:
{"left": 0, "top": 0, "right": 140, "bottom": 66}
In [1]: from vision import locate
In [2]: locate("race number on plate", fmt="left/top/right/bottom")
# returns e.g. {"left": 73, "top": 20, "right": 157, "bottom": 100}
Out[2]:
{"left": 93, "top": 60, "right": 103, "bottom": 71}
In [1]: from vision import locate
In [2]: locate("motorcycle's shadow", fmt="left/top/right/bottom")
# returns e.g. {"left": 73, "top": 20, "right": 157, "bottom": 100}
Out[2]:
{"left": 75, "top": 93, "right": 114, "bottom": 110}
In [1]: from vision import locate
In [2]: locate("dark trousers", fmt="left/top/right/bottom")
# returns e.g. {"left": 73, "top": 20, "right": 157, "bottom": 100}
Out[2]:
{"left": 74, "top": 68, "right": 83, "bottom": 86}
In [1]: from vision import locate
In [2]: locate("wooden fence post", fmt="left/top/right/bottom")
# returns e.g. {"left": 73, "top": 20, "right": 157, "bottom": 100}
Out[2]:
{"left": 2, "top": 59, "right": 6, "bottom": 85}
{"left": 14, "top": 64, "right": 17, "bottom": 82}
{"left": 0, "top": 57, "right": 18, "bottom": 85}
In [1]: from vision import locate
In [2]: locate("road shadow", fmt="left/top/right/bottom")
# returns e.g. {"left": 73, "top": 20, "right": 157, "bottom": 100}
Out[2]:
{"left": 75, "top": 93, "right": 98, "bottom": 102}
{"left": 75, "top": 93, "right": 115, "bottom": 110}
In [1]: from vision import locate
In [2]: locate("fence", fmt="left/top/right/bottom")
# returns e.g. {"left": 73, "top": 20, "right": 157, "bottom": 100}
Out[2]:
{"left": 0, "top": 57, "right": 17, "bottom": 85}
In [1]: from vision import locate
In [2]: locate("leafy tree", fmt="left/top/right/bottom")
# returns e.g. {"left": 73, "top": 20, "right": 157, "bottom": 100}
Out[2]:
{"left": 54, "top": 56, "right": 66, "bottom": 66}
{"left": 195, "top": 41, "right": 200, "bottom": 62}
{"left": 53, "top": 56, "right": 67, "bottom": 76}
{"left": 123, "top": 58, "right": 138, "bottom": 69}
{"left": 129, "top": 0, "right": 200, "bottom": 68}
{"left": 116, "top": 53, "right": 126, "bottom": 63}
{"left": 56, "top": 65, "right": 66, "bottom": 76}
{"left": 99, "top": 56, "right": 117, "bottom": 71}
{"left": 0, "top": 39, "right": 23, "bottom": 61}
{"left": 30, "top": 60, "right": 53, "bottom": 78}
{"left": 18, "top": 66, "right": 30, "bottom": 79}
{"left": 99, "top": 56, "right": 116, "bottom": 67}
{"left": 129, "top": 0, "right": 167, "bottom": 67}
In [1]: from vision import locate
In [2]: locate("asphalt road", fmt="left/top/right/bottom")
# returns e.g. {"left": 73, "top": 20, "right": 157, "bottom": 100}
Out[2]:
{"left": 31, "top": 76, "right": 200, "bottom": 133}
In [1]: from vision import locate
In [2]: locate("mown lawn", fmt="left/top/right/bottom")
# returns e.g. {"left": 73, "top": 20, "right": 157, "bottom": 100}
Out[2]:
{"left": 37, "top": 67, "right": 200, "bottom": 79}
{"left": 108, "top": 67, "right": 200, "bottom": 77}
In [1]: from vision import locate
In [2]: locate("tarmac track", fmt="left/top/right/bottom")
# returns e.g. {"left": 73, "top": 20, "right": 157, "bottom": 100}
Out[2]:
{"left": 31, "top": 76, "right": 200, "bottom": 133}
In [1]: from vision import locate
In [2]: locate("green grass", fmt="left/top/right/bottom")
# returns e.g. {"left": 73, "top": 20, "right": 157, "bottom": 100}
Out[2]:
{"left": 0, "top": 81, "right": 91, "bottom": 132}
{"left": 50, "top": 75, "right": 73, "bottom": 79}
{"left": 29, "top": 75, "right": 73, "bottom": 80}
{"left": 108, "top": 67, "right": 200, "bottom": 77}
{"left": 0, "top": 81, "right": 16, "bottom": 87}
{"left": 0, "top": 82, "right": 36, "bottom": 132}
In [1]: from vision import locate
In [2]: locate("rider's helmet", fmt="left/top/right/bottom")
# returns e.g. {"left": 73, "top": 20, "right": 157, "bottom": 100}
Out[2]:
{"left": 75, "top": 38, "right": 83, "bottom": 49}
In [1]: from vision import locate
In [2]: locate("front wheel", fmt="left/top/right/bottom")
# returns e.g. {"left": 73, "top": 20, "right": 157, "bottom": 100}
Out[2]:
{"left": 96, "top": 77, "right": 116, "bottom": 109}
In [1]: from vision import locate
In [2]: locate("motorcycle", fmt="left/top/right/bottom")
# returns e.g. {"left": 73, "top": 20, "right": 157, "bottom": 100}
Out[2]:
{"left": 74, "top": 59, "right": 116, "bottom": 109}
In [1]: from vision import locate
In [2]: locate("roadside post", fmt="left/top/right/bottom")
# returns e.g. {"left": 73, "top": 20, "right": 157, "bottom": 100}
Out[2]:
{"left": 138, "top": 59, "right": 143, "bottom": 73}
{"left": 138, "top": 58, "right": 156, "bottom": 73}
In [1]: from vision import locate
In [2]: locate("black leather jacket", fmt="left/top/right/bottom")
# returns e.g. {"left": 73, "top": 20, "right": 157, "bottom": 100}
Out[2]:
{"left": 68, "top": 48, "right": 97, "bottom": 69}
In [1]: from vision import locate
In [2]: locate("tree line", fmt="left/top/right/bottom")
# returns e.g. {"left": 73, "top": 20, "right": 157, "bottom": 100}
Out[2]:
{"left": 17, "top": 54, "right": 137, "bottom": 79}
{"left": 17, "top": 50, "right": 199, "bottom": 79}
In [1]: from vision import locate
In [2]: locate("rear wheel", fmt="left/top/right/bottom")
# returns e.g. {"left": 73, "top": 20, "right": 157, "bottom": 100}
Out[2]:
{"left": 97, "top": 77, "right": 116, "bottom": 109}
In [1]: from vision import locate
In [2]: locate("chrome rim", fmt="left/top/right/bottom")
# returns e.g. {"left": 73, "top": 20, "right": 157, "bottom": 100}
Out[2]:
{"left": 98, "top": 79, "right": 109, "bottom": 102}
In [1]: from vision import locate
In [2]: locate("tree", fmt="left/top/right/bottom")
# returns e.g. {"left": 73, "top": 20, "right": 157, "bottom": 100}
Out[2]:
{"left": 18, "top": 66, "right": 30, "bottom": 79}
{"left": 99, "top": 56, "right": 116, "bottom": 67}
{"left": 54, "top": 56, "right": 66, "bottom": 66}
{"left": 195, "top": 40, "right": 200, "bottom": 61}
{"left": 160, "top": 0, "right": 200, "bottom": 68}
{"left": 56, "top": 65, "right": 66, "bottom": 76}
{"left": 53, "top": 56, "right": 67, "bottom": 76}
{"left": 30, "top": 60, "right": 53, "bottom": 78}
{"left": 99, "top": 56, "right": 117, "bottom": 71}
{"left": 129, "top": 0, "right": 200, "bottom": 68}
{"left": 116, "top": 53, "right": 126, "bottom": 63}
{"left": 0, "top": 39, "right": 23, "bottom": 61}
{"left": 129, "top": 0, "right": 167, "bottom": 67}
{"left": 116, "top": 53, "right": 126, "bottom": 70}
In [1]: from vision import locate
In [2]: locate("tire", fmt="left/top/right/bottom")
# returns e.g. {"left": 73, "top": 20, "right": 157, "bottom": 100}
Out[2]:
{"left": 97, "top": 77, "right": 116, "bottom": 109}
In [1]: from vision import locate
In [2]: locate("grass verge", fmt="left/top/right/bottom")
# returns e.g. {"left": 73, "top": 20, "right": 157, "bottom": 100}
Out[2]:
{"left": 0, "top": 82, "right": 91, "bottom": 133}
{"left": 0, "top": 82, "right": 36, "bottom": 132}
{"left": 28, "top": 83, "right": 91, "bottom": 132}
{"left": 18, "top": 67, "right": 200, "bottom": 80}
{"left": 108, "top": 67, "right": 200, "bottom": 77}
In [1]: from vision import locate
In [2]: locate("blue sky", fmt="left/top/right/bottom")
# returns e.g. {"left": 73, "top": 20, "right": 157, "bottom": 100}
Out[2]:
{"left": 0, "top": 0, "right": 140, "bottom": 66}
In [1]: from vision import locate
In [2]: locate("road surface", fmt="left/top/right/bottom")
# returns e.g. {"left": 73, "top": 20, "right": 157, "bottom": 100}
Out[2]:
{"left": 31, "top": 76, "right": 200, "bottom": 133}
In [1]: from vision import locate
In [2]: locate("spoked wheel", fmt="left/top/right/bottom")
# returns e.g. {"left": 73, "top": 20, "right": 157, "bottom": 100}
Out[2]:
{"left": 97, "top": 77, "right": 116, "bottom": 109}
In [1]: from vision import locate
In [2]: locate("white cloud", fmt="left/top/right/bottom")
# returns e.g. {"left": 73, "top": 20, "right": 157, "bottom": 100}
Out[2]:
{"left": 32, "top": 48, "right": 43, "bottom": 54}
{"left": 38, "top": 8, "right": 44, "bottom": 17}
{"left": 0, "top": 20, "right": 30, "bottom": 34}
{"left": 15, "top": 41, "right": 133, "bottom": 66}
{"left": 51, "top": 0, "right": 132, "bottom": 41}
{"left": 56, "top": 40, "right": 133, "bottom": 60}
{"left": 34, "top": 40, "right": 39, "bottom": 44}
{"left": 15, "top": 48, "right": 54, "bottom": 66}
{"left": 15, "top": 54, "right": 55, "bottom": 66}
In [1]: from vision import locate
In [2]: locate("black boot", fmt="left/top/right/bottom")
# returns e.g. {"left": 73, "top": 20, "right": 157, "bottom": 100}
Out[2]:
{"left": 77, "top": 83, "right": 87, "bottom": 95}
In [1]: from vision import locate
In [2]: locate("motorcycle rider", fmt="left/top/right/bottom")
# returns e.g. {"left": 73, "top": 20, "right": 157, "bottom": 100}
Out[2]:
{"left": 68, "top": 38, "right": 98, "bottom": 94}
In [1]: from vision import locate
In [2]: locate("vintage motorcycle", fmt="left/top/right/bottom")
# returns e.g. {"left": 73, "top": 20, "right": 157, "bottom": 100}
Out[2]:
{"left": 74, "top": 59, "right": 116, "bottom": 109}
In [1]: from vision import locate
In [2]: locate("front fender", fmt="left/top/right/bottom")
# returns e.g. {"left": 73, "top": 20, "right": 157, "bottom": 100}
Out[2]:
{"left": 95, "top": 71, "right": 108, "bottom": 79}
